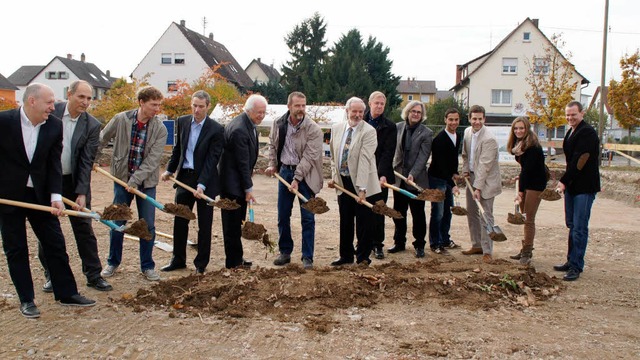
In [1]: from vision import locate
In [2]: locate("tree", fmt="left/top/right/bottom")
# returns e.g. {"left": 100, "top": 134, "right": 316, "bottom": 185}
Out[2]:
{"left": 91, "top": 76, "right": 149, "bottom": 123}
{"left": 0, "top": 96, "right": 18, "bottom": 111}
{"left": 424, "top": 97, "right": 469, "bottom": 127}
{"left": 608, "top": 50, "right": 640, "bottom": 149}
{"left": 583, "top": 105, "right": 603, "bottom": 129}
{"left": 524, "top": 34, "right": 579, "bottom": 161}
{"left": 249, "top": 80, "right": 287, "bottom": 104}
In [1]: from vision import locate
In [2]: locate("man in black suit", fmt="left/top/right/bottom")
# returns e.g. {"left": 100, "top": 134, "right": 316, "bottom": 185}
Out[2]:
{"left": 0, "top": 83, "right": 95, "bottom": 318}
{"left": 427, "top": 108, "right": 462, "bottom": 254}
{"left": 219, "top": 94, "right": 268, "bottom": 269}
{"left": 365, "top": 91, "right": 397, "bottom": 259}
{"left": 161, "top": 90, "right": 224, "bottom": 274}
{"left": 39, "top": 80, "right": 112, "bottom": 292}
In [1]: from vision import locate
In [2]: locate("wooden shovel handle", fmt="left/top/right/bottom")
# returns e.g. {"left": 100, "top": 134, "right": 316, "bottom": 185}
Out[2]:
{"left": 170, "top": 177, "right": 215, "bottom": 204}
{"left": 93, "top": 165, "right": 146, "bottom": 199}
{"left": 0, "top": 198, "right": 93, "bottom": 218}
{"left": 332, "top": 183, "right": 373, "bottom": 209}
{"left": 514, "top": 179, "right": 520, "bottom": 205}
{"left": 393, "top": 171, "right": 424, "bottom": 192}
{"left": 273, "top": 173, "right": 309, "bottom": 202}
{"left": 382, "top": 182, "right": 417, "bottom": 199}
{"left": 464, "top": 177, "right": 487, "bottom": 216}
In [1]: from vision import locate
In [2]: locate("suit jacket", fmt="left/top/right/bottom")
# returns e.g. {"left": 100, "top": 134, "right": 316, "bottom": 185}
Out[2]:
{"left": 560, "top": 120, "right": 601, "bottom": 195}
{"left": 53, "top": 102, "right": 101, "bottom": 196}
{"left": 167, "top": 115, "right": 225, "bottom": 198}
{"left": 219, "top": 112, "right": 259, "bottom": 197}
{"left": 0, "top": 108, "right": 63, "bottom": 213}
{"left": 330, "top": 120, "right": 381, "bottom": 196}
{"left": 461, "top": 125, "right": 502, "bottom": 199}
{"left": 392, "top": 121, "right": 433, "bottom": 189}
{"left": 365, "top": 111, "right": 397, "bottom": 183}
{"left": 428, "top": 129, "right": 461, "bottom": 187}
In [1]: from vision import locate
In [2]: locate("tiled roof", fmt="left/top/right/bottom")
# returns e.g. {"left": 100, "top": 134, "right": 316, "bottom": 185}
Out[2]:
{"left": 0, "top": 73, "right": 18, "bottom": 90}
{"left": 397, "top": 80, "right": 437, "bottom": 94}
{"left": 7, "top": 66, "right": 44, "bottom": 86}
{"left": 54, "top": 56, "right": 113, "bottom": 89}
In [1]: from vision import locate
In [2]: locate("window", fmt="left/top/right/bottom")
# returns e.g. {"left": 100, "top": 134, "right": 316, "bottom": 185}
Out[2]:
{"left": 538, "top": 91, "right": 548, "bottom": 106}
{"left": 408, "top": 95, "right": 414, "bottom": 101}
{"left": 45, "top": 71, "right": 57, "bottom": 79}
{"left": 534, "top": 58, "right": 550, "bottom": 75}
{"left": 491, "top": 89, "right": 512, "bottom": 106}
{"left": 63, "top": 86, "right": 69, "bottom": 100}
{"left": 523, "top": 32, "right": 531, "bottom": 41}
{"left": 58, "top": 71, "right": 69, "bottom": 79}
{"left": 167, "top": 81, "right": 178, "bottom": 92}
{"left": 502, "top": 58, "right": 517, "bottom": 74}
{"left": 174, "top": 53, "right": 185, "bottom": 64}
{"left": 161, "top": 53, "right": 172, "bottom": 64}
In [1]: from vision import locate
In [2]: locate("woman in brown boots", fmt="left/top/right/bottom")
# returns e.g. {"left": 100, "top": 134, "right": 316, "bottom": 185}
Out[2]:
{"left": 506, "top": 117, "right": 548, "bottom": 264}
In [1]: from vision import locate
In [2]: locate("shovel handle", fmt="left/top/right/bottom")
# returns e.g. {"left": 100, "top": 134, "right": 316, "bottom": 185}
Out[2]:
{"left": 93, "top": 165, "right": 165, "bottom": 211}
{"left": 332, "top": 183, "right": 373, "bottom": 209}
{"left": 170, "top": 177, "right": 215, "bottom": 204}
{"left": 61, "top": 196, "right": 121, "bottom": 230}
{"left": 248, "top": 199, "right": 254, "bottom": 222}
{"left": 382, "top": 182, "right": 417, "bottom": 199}
{"left": 393, "top": 171, "right": 424, "bottom": 192}
{"left": 273, "top": 173, "right": 309, "bottom": 202}
{"left": 0, "top": 198, "right": 96, "bottom": 219}
{"left": 464, "top": 177, "right": 488, "bottom": 216}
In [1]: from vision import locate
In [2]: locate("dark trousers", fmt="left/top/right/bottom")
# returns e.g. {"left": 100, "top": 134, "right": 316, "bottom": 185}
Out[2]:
{"left": 172, "top": 171, "right": 214, "bottom": 269}
{"left": 368, "top": 187, "right": 388, "bottom": 249}
{"left": 0, "top": 188, "right": 78, "bottom": 303}
{"left": 220, "top": 192, "right": 247, "bottom": 269}
{"left": 337, "top": 176, "right": 373, "bottom": 263}
{"left": 392, "top": 181, "right": 427, "bottom": 250}
{"left": 39, "top": 175, "right": 102, "bottom": 281}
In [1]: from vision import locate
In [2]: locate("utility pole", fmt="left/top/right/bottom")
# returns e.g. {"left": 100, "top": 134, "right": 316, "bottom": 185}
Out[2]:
{"left": 202, "top": 17, "right": 208, "bottom": 36}
{"left": 598, "top": 0, "right": 609, "bottom": 162}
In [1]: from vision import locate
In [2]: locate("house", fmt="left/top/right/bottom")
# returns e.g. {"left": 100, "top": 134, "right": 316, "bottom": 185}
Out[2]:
{"left": 0, "top": 73, "right": 18, "bottom": 103}
{"left": 396, "top": 78, "right": 437, "bottom": 107}
{"left": 245, "top": 58, "right": 281, "bottom": 85}
{"left": 8, "top": 54, "right": 114, "bottom": 103}
{"left": 451, "top": 17, "right": 589, "bottom": 138}
{"left": 589, "top": 86, "right": 640, "bottom": 141}
{"left": 132, "top": 20, "right": 254, "bottom": 97}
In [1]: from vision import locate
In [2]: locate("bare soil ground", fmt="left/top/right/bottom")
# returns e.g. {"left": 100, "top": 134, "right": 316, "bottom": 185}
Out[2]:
{"left": 1, "top": 159, "right": 639, "bottom": 359}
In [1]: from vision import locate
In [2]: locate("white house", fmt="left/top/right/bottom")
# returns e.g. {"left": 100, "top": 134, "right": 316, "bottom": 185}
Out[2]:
{"left": 245, "top": 58, "right": 281, "bottom": 85}
{"left": 451, "top": 17, "right": 589, "bottom": 139}
{"left": 132, "top": 20, "right": 253, "bottom": 97}
{"left": 8, "top": 54, "right": 114, "bottom": 103}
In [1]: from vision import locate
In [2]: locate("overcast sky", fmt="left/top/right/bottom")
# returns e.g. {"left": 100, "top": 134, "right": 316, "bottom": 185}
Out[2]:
{"left": 2, "top": 0, "right": 638, "bottom": 94}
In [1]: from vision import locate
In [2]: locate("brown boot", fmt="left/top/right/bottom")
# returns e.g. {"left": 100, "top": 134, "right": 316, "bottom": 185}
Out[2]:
{"left": 462, "top": 247, "right": 483, "bottom": 255}
{"left": 482, "top": 254, "right": 493, "bottom": 263}
{"left": 510, "top": 241, "right": 525, "bottom": 260}
{"left": 519, "top": 246, "right": 533, "bottom": 265}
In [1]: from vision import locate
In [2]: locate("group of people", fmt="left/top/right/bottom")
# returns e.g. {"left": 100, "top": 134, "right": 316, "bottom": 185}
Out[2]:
{"left": 0, "top": 82, "right": 600, "bottom": 319}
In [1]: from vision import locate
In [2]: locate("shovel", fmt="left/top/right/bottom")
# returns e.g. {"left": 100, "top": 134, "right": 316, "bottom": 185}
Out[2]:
{"left": 463, "top": 177, "right": 507, "bottom": 242}
{"left": 382, "top": 182, "right": 420, "bottom": 200}
{"left": 93, "top": 165, "right": 195, "bottom": 220}
{"left": 393, "top": 171, "right": 445, "bottom": 202}
{"left": 61, "top": 197, "right": 152, "bottom": 240}
{"left": 169, "top": 177, "right": 240, "bottom": 210}
{"left": 124, "top": 234, "right": 173, "bottom": 252}
{"left": 273, "top": 173, "right": 329, "bottom": 214}
{"left": 507, "top": 180, "right": 525, "bottom": 225}
{"left": 451, "top": 192, "right": 468, "bottom": 216}
{"left": 540, "top": 181, "right": 562, "bottom": 201}
{"left": 241, "top": 199, "right": 267, "bottom": 240}
{"left": 332, "top": 183, "right": 403, "bottom": 219}
{"left": 0, "top": 198, "right": 101, "bottom": 220}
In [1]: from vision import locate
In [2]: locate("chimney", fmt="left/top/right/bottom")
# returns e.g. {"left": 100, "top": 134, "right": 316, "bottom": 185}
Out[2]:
{"left": 81, "top": 53, "right": 86, "bottom": 62}
{"left": 106, "top": 70, "right": 111, "bottom": 78}
{"left": 257, "top": 57, "right": 261, "bottom": 63}
{"left": 180, "top": 20, "right": 185, "bottom": 26}
{"left": 67, "top": 54, "right": 73, "bottom": 59}
{"left": 455, "top": 65, "right": 462, "bottom": 85}
{"left": 209, "top": 32, "right": 214, "bottom": 41}
{"left": 532, "top": 18, "right": 539, "bottom": 28}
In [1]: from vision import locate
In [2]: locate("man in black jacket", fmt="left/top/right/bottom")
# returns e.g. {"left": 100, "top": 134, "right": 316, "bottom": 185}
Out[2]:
{"left": 364, "top": 91, "right": 397, "bottom": 259}
{"left": 427, "top": 108, "right": 461, "bottom": 253}
{"left": 0, "top": 83, "right": 95, "bottom": 318}
{"left": 554, "top": 101, "right": 601, "bottom": 281}
{"left": 39, "top": 80, "right": 112, "bottom": 293}
{"left": 161, "top": 90, "right": 224, "bottom": 274}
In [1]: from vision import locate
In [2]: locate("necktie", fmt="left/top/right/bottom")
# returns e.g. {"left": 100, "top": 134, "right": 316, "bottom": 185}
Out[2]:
{"left": 340, "top": 127, "right": 353, "bottom": 176}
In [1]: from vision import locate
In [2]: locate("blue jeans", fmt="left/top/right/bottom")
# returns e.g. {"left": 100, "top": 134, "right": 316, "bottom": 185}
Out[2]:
{"left": 107, "top": 183, "right": 156, "bottom": 271}
{"left": 564, "top": 192, "right": 596, "bottom": 272}
{"left": 428, "top": 175, "right": 454, "bottom": 249}
{"left": 277, "top": 167, "right": 315, "bottom": 260}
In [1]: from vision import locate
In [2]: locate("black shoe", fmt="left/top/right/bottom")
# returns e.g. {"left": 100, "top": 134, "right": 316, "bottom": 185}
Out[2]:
{"left": 330, "top": 258, "right": 354, "bottom": 266}
{"left": 242, "top": 259, "right": 253, "bottom": 267}
{"left": 161, "top": 262, "right": 187, "bottom": 272}
{"left": 415, "top": 248, "right": 426, "bottom": 258}
{"left": 195, "top": 267, "right": 205, "bottom": 275}
{"left": 42, "top": 280, "right": 53, "bottom": 293}
{"left": 87, "top": 277, "right": 113, "bottom": 291}
{"left": 59, "top": 294, "right": 96, "bottom": 307}
{"left": 553, "top": 262, "right": 570, "bottom": 272}
{"left": 374, "top": 247, "right": 384, "bottom": 259}
{"left": 387, "top": 245, "right": 406, "bottom": 253}
{"left": 20, "top": 301, "right": 40, "bottom": 318}
{"left": 563, "top": 268, "right": 580, "bottom": 281}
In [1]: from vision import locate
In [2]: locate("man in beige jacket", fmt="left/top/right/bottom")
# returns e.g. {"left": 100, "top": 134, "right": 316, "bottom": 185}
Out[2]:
{"left": 328, "top": 97, "right": 380, "bottom": 266}
{"left": 461, "top": 105, "right": 501, "bottom": 263}
{"left": 265, "top": 92, "right": 324, "bottom": 269}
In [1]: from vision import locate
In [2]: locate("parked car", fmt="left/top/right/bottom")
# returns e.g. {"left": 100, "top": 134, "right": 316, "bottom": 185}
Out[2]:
{"left": 542, "top": 147, "right": 557, "bottom": 157}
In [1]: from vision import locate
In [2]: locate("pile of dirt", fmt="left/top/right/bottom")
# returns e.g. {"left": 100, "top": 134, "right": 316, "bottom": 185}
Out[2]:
{"left": 302, "top": 196, "right": 330, "bottom": 214}
{"left": 101, "top": 203, "right": 133, "bottom": 220}
{"left": 213, "top": 198, "right": 240, "bottom": 210}
{"left": 372, "top": 200, "right": 403, "bottom": 219}
{"left": 118, "top": 260, "right": 563, "bottom": 333}
{"left": 124, "top": 219, "right": 152, "bottom": 240}
{"left": 164, "top": 203, "right": 196, "bottom": 220}
{"left": 416, "top": 189, "right": 445, "bottom": 202}
{"left": 241, "top": 221, "right": 267, "bottom": 240}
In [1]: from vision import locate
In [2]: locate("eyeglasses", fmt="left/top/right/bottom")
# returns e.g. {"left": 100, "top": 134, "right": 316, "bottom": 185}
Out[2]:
{"left": 410, "top": 110, "right": 422, "bottom": 115}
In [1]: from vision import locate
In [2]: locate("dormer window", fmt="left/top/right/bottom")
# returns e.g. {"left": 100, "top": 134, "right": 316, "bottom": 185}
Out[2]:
{"left": 523, "top": 32, "right": 531, "bottom": 42}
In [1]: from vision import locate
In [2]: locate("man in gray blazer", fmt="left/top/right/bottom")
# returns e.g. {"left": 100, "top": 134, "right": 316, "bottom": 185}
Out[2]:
{"left": 389, "top": 100, "right": 433, "bottom": 258}
{"left": 461, "top": 105, "right": 502, "bottom": 263}
{"left": 328, "top": 97, "right": 381, "bottom": 266}
{"left": 39, "top": 80, "right": 112, "bottom": 292}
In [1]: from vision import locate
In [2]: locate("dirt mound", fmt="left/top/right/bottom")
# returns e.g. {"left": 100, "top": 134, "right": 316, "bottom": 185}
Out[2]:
{"left": 241, "top": 221, "right": 267, "bottom": 240}
{"left": 302, "top": 196, "right": 330, "bottom": 214}
{"left": 118, "top": 260, "right": 563, "bottom": 333}
{"left": 164, "top": 203, "right": 196, "bottom": 220}
{"left": 213, "top": 198, "right": 240, "bottom": 210}
{"left": 101, "top": 203, "right": 133, "bottom": 220}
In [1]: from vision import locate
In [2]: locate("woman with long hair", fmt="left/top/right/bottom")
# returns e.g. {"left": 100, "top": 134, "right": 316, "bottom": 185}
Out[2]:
{"left": 506, "top": 117, "right": 547, "bottom": 264}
